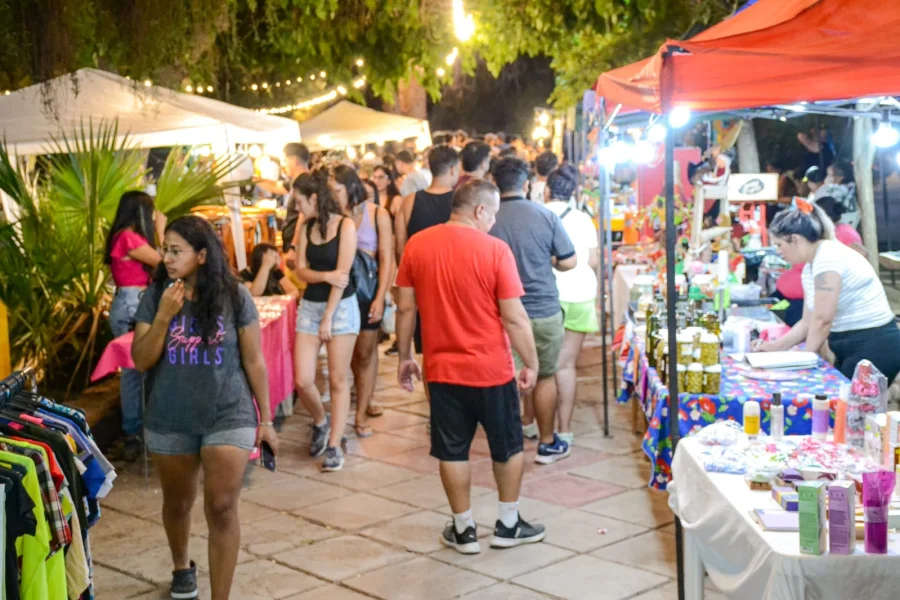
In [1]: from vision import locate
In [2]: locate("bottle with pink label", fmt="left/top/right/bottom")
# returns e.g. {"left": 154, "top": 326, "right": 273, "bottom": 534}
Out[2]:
{"left": 812, "top": 394, "right": 829, "bottom": 441}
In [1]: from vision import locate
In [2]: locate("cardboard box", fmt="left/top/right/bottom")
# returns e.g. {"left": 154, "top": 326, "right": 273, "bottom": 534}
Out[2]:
{"left": 828, "top": 481, "right": 856, "bottom": 555}
{"left": 865, "top": 414, "right": 887, "bottom": 465}
{"left": 797, "top": 481, "right": 827, "bottom": 555}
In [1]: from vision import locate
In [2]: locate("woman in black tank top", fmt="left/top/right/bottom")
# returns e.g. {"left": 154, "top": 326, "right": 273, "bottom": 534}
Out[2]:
{"left": 292, "top": 170, "right": 360, "bottom": 472}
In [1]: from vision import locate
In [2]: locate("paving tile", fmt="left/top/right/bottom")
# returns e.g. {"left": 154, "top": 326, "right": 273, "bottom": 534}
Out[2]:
{"left": 572, "top": 430, "right": 643, "bottom": 455}
{"left": 99, "top": 535, "right": 251, "bottom": 585}
{"left": 275, "top": 449, "right": 366, "bottom": 477}
{"left": 592, "top": 529, "right": 676, "bottom": 578}
{"left": 457, "top": 583, "right": 555, "bottom": 600}
{"left": 286, "top": 585, "right": 374, "bottom": 600}
{"left": 513, "top": 555, "right": 668, "bottom": 600}
{"left": 242, "top": 514, "right": 336, "bottom": 557}
{"left": 631, "top": 581, "right": 729, "bottom": 600}
{"left": 91, "top": 511, "right": 169, "bottom": 565}
{"left": 343, "top": 432, "right": 428, "bottom": 459}
{"left": 230, "top": 559, "right": 324, "bottom": 599}
{"left": 538, "top": 510, "right": 650, "bottom": 553}
{"left": 101, "top": 476, "right": 164, "bottom": 518}
{"left": 276, "top": 535, "right": 412, "bottom": 582}
{"left": 468, "top": 456, "right": 502, "bottom": 489}
{"left": 392, "top": 400, "right": 430, "bottom": 418}
{"left": 387, "top": 423, "right": 432, "bottom": 443}
{"left": 463, "top": 492, "right": 567, "bottom": 529}
{"left": 242, "top": 477, "right": 351, "bottom": 511}
{"left": 294, "top": 492, "right": 416, "bottom": 530}
{"left": 346, "top": 556, "right": 495, "bottom": 600}
{"left": 580, "top": 488, "right": 675, "bottom": 528}
{"left": 93, "top": 564, "right": 156, "bottom": 598}
{"left": 521, "top": 447, "right": 608, "bottom": 481}
{"left": 433, "top": 541, "right": 574, "bottom": 580}
{"left": 518, "top": 473, "right": 625, "bottom": 508}
{"left": 371, "top": 474, "right": 493, "bottom": 510}
{"left": 377, "top": 447, "right": 440, "bottom": 474}
{"left": 362, "top": 510, "right": 484, "bottom": 553}
{"left": 306, "top": 460, "right": 420, "bottom": 491}
{"left": 143, "top": 499, "right": 277, "bottom": 538}
{"left": 369, "top": 409, "right": 429, "bottom": 432}
{"left": 569, "top": 454, "right": 653, "bottom": 489}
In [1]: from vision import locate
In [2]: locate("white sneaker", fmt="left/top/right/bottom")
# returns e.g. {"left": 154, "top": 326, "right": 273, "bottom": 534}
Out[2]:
{"left": 522, "top": 422, "right": 539, "bottom": 440}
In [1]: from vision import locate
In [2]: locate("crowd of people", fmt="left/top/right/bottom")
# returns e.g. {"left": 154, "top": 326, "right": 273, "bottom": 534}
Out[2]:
{"left": 101, "top": 134, "right": 599, "bottom": 599}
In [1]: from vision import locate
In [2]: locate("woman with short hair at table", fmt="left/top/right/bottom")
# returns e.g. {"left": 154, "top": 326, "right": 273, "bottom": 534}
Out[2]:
{"left": 240, "top": 243, "right": 300, "bottom": 299}
{"left": 103, "top": 190, "right": 166, "bottom": 461}
{"left": 757, "top": 202, "right": 900, "bottom": 381}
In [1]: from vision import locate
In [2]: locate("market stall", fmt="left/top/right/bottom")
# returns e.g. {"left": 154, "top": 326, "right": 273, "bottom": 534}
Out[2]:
{"left": 298, "top": 99, "right": 431, "bottom": 151}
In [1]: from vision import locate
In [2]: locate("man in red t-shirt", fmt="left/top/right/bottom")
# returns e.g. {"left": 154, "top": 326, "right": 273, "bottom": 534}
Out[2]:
{"left": 396, "top": 179, "right": 544, "bottom": 554}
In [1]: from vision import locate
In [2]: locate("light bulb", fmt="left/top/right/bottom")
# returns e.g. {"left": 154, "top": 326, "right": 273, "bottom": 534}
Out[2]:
{"left": 261, "top": 82, "right": 269, "bottom": 89}
{"left": 248, "top": 145, "right": 263, "bottom": 159}
{"left": 436, "top": 67, "right": 446, "bottom": 77}
{"left": 355, "top": 58, "right": 365, "bottom": 67}
{"left": 251, "top": 84, "right": 258, "bottom": 91}
{"left": 206, "top": 85, "right": 213, "bottom": 92}
{"left": 668, "top": 106, "right": 692, "bottom": 128}
{"left": 597, "top": 146, "right": 618, "bottom": 170}
{"left": 320, "top": 71, "right": 327, "bottom": 78}
{"left": 185, "top": 85, "right": 193, "bottom": 93}
{"left": 873, "top": 122, "right": 900, "bottom": 148}
{"left": 310, "top": 74, "right": 316, "bottom": 80}
{"left": 143, "top": 79, "right": 152, "bottom": 87}
{"left": 611, "top": 139, "right": 635, "bottom": 163}
{"left": 337, "top": 85, "right": 348, "bottom": 95}
{"left": 634, "top": 140, "right": 656, "bottom": 164}
{"left": 647, "top": 123, "right": 667, "bottom": 143}
{"left": 538, "top": 112, "right": 550, "bottom": 126}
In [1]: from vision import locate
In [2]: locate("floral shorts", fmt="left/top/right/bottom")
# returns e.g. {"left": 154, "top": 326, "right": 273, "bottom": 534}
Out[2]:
{"left": 296, "top": 295, "right": 361, "bottom": 337}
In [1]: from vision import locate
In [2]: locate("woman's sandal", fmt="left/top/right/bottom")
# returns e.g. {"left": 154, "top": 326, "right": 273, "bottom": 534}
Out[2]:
{"left": 355, "top": 424, "right": 375, "bottom": 438}
{"left": 366, "top": 403, "right": 385, "bottom": 417}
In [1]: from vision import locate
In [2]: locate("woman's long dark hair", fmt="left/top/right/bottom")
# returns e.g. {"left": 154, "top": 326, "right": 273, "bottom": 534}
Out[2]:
{"left": 332, "top": 164, "right": 366, "bottom": 209}
{"left": 373, "top": 164, "right": 401, "bottom": 202}
{"left": 293, "top": 169, "right": 343, "bottom": 238}
{"left": 363, "top": 179, "right": 380, "bottom": 206}
{"left": 152, "top": 216, "right": 239, "bottom": 343}
{"left": 104, "top": 190, "right": 155, "bottom": 265}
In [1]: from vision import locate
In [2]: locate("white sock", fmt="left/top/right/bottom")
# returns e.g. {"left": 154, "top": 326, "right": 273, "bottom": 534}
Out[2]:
{"left": 499, "top": 501, "right": 519, "bottom": 528}
{"left": 315, "top": 417, "right": 328, "bottom": 428}
{"left": 453, "top": 509, "right": 475, "bottom": 534}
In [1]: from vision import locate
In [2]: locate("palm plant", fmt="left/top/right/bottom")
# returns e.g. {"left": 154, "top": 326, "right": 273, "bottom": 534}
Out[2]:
{"left": 154, "top": 148, "right": 247, "bottom": 220}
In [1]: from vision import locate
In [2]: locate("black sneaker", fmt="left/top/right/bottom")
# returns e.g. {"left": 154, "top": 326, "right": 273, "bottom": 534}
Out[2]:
{"left": 121, "top": 435, "right": 144, "bottom": 463}
{"left": 309, "top": 416, "right": 331, "bottom": 457}
{"left": 170, "top": 560, "right": 198, "bottom": 599}
{"left": 441, "top": 522, "right": 481, "bottom": 554}
{"left": 491, "top": 517, "right": 546, "bottom": 549}
{"left": 384, "top": 342, "right": 398, "bottom": 356}
{"left": 321, "top": 446, "right": 345, "bottom": 472}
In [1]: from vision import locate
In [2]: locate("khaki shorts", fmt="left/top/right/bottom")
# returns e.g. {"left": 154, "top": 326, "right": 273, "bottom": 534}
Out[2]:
{"left": 513, "top": 311, "right": 564, "bottom": 379}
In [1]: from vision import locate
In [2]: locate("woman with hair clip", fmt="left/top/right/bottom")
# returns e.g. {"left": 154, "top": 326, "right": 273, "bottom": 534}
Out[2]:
{"left": 104, "top": 190, "right": 166, "bottom": 461}
{"left": 293, "top": 170, "right": 359, "bottom": 471}
{"left": 543, "top": 164, "right": 599, "bottom": 446}
{"left": 757, "top": 200, "right": 900, "bottom": 381}
{"left": 331, "top": 165, "right": 394, "bottom": 436}
{"left": 131, "top": 216, "right": 278, "bottom": 600}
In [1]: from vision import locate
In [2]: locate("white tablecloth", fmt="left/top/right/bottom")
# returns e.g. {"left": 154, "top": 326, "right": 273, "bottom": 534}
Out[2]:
{"left": 613, "top": 265, "right": 648, "bottom": 330}
{"left": 668, "top": 437, "right": 900, "bottom": 600}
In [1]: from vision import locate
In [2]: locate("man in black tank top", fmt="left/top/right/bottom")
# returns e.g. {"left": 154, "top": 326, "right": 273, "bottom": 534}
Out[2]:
{"left": 394, "top": 144, "right": 461, "bottom": 353}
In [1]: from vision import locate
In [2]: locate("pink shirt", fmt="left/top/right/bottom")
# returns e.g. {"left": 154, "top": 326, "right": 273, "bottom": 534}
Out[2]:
{"left": 110, "top": 230, "right": 152, "bottom": 287}
{"left": 834, "top": 223, "right": 862, "bottom": 247}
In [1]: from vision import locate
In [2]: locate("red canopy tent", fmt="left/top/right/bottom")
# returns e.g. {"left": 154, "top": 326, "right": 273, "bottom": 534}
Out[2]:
{"left": 595, "top": 0, "right": 900, "bottom": 113}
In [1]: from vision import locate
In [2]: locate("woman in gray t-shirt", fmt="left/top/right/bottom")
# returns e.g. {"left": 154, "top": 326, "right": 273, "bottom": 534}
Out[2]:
{"left": 132, "top": 216, "right": 278, "bottom": 600}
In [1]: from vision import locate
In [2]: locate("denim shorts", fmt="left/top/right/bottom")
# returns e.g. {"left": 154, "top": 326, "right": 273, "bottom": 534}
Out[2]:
{"left": 145, "top": 427, "right": 257, "bottom": 455}
{"left": 296, "top": 295, "right": 361, "bottom": 336}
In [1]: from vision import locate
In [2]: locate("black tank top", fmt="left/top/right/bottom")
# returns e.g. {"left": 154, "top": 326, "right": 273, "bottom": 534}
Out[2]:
{"left": 406, "top": 190, "right": 454, "bottom": 239}
{"left": 303, "top": 218, "right": 356, "bottom": 302}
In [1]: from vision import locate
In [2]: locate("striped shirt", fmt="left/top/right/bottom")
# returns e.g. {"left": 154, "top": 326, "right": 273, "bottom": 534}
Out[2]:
{"left": 802, "top": 240, "right": 893, "bottom": 332}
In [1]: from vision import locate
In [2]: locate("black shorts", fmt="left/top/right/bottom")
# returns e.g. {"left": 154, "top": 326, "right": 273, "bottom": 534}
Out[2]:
{"left": 358, "top": 299, "right": 383, "bottom": 331}
{"left": 428, "top": 380, "right": 523, "bottom": 463}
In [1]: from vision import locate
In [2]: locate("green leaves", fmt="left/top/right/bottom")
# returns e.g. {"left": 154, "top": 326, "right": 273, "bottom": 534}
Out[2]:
{"left": 154, "top": 148, "right": 245, "bottom": 219}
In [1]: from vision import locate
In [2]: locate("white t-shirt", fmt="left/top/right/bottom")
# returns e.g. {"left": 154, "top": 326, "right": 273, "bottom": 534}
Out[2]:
{"left": 801, "top": 240, "right": 893, "bottom": 332}
{"left": 529, "top": 180, "right": 546, "bottom": 203}
{"left": 546, "top": 200, "right": 599, "bottom": 303}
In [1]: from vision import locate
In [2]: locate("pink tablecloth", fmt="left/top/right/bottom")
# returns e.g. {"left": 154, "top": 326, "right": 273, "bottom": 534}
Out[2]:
{"left": 91, "top": 296, "right": 297, "bottom": 415}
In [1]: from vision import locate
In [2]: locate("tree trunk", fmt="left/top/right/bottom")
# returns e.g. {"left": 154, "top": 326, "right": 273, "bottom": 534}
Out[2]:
{"left": 853, "top": 110, "right": 879, "bottom": 271}
{"left": 736, "top": 119, "right": 760, "bottom": 174}
{"left": 387, "top": 71, "right": 427, "bottom": 120}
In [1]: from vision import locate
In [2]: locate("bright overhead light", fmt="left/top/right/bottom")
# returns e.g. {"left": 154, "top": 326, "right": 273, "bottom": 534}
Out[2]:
{"left": 647, "top": 123, "right": 667, "bottom": 143}
{"left": 634, "top": 140, "right": 656, "bottom": 164}
{"left": 446, "top": 47, "right": 459, "bottom": 66}
{"left": 538, "top": 112, "right": 550, "bottom": 126}
{"left": 611, "top": 139, "right": 636, "bottom": 163}
{"left": 782, "top": 103, "right": 806, "bottom": 112}
{"left": 436, "top": 67, "right": 446, "bottom": 77}
{"left": 355, "top": 58, "right": 365, "bottom": 67}
{"left": 346, "top": 146, "right": 358, "bottom": 160}
{"left": 896, "top": 152, "right": 900, "bottom": 169}
{"left": 248, "top": 144, "right": 263, "bottom": 159}
{"left": 251, "top": 84, "right": 258, "bottom": 91}
{"left": 143, "top": 79, "right": 152, "bottom": 87}
{"left": 597, "top": 146, "right": 617, "bottom": 170}
{"left": 873, "top": 121, "right": 900, "bottom": 148}
{"left": 668, "top": 106, "right": 692, "bottom": 128}
{"left": 452, "top": 0, "right": 475, "bottom": 42}
{"left": 206, "top": 85, "right": 213, "bottom": 93}
{"left": 185, "top": 85, "right": 193, "bottom": 93}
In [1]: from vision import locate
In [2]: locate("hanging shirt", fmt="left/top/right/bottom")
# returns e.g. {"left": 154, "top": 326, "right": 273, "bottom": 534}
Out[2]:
{"left": 0, "top": 468, "right": 36, "bottom": 600}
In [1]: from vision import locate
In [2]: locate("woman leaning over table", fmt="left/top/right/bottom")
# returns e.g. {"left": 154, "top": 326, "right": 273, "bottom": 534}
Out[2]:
{"left": 757, "top": 203, "right": 900, "bottom": 381}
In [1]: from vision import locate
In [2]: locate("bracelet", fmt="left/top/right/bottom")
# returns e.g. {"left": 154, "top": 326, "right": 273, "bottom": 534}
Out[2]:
{"left": 259, "top": 421, "right": 274, "bottom": 427}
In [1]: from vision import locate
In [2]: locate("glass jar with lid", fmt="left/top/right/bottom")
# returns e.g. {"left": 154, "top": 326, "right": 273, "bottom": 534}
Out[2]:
{"left": 686, "top": 363, "right": 704, "bottom": 394}
{"left": 676, "top": 333, "right": 694, "bottom": 366}
{"left": 704, "top": 364, "right": 722, "bottom": 394}
{"left": 699, "top": 333, "right": 720, "bottom": 367}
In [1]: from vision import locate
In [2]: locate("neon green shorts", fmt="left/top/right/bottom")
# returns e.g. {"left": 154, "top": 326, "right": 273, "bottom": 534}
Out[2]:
{"left": 560, "top": 300, "right": 599, "bottom": 334}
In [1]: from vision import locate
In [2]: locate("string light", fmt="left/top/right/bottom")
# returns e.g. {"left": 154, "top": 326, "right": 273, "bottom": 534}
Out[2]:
{"left": 320, "top": 71, "right": 327, "bottom": 78}
{"left": 452, "top": 1, "right": 475, "bottom": 42}
{"left": 337, "top": 85, "right": 348, "bottom": 95}
{"left": 436, "top": 67, "right": 446, "bottom": 77}
{"left": 286, "top": 79, "right": 292, "bottom": 86}
{"left": 143, "top": 79, "right": 152, "bottom": 87}
{"left": 185, "top": 85, "right": 193, "bottom": 93}
{"left": 251, "top": 84, "right": 258, "bottom": 91}
{"left": 3, "top": 91, "right": 9, "bottom": 96}
{"left": 355, "top": 58, "right": 365, "bottom": 67}
{"left": 206, "top": 85, "right": 213, "bottom": 93}
{"left": 446, "top": 47, "right": 459, "bottom": 66}
{"left": 275, "top": 82, "right": 281, "bottom": 87}
{"left": 261, "top": 82, "right": 269, "bottom": 89}
{"left": 353, "top": 76, "right": 366, "bottom": 89}
{"left": 310, "top": 74, "right": 316, "bottom": 80}
{"left": 257, "top": 77, "right": 368, "bottom": 115}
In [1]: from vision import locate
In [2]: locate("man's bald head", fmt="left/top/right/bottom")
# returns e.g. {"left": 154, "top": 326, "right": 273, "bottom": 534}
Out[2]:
{"left": 452, "top": 179, "right": 500, "bottom": 232}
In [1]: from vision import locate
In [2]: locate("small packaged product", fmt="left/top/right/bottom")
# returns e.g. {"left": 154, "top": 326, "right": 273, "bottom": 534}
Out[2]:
{"left": 828, "top": 481, "right": 856, "bottom": 555}
{"left": 797, "top": 481, "right": 827, "bottom": 555}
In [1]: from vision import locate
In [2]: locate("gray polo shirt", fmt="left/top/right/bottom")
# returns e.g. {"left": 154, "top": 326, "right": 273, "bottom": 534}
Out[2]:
{"left": 490, "top": 195, "right": 576, "bottom": 319}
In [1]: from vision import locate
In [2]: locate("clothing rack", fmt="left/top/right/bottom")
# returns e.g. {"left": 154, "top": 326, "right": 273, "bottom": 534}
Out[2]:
{"left": 0, "top": 368, "right": 37, "bottom": 403}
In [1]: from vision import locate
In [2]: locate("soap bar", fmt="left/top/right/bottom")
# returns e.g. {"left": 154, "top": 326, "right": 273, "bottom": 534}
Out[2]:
{"left": 797, "top": 481, "right": 827, "bottom": 555}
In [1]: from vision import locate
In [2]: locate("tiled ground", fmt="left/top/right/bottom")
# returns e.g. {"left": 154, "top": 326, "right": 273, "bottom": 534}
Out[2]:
{"left": 93, "top": 340, "right": 725, "bottom": 599}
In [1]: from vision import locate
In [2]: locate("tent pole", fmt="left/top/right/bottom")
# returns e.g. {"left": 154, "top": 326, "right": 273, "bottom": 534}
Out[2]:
{"left": 880, "top": 150, "right": 892, "bottom": 252}
{"left": 597, "top": 101, "right": 612, "bottom": 439}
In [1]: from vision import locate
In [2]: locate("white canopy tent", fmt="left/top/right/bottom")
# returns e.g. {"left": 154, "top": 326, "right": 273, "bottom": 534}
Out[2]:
{"left": 0, "top": 68, "right": 302, "bottom": 268}
{"left": 298, "top": 100, "right": 431, "bottom": 151}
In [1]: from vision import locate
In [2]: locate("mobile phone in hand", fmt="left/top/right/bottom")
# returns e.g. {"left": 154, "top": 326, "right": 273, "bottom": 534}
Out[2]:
{"left": 260, "top": 441, "right": 276, "bottom": 472}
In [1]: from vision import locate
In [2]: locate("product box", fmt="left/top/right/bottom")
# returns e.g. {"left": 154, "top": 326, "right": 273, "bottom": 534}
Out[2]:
{"left": 772, "top": 487, "right": 799, "bottom": 511}
{"left": 828, "top": 481, "right": 856, "bottom": 555}
{"left": 886, "top": 411, "right": 900, "bottom": 446}
{"left": 865, "top": 414, "right": 887, "bottom": 465}
{"left": 797, "top": 481, "right": 827, "bottom": 555}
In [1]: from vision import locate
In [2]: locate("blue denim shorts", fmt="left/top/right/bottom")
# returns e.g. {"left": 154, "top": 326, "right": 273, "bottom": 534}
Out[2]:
{"left": 296, "top": 296, "right": 361, "bottom": 336}
{"left": 145, "top": 427, "right": 257, "bottom": 455}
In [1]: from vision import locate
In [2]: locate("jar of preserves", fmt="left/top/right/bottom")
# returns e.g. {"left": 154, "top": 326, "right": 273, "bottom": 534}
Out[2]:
{"left": 700, "top": 333, "right": 720, "bottom": 367}
{"left": 704, "top": 364, "right": 722, "bottom": 395}
{"left": 676, "top": 333, "right": 694, "bottom": 366}
{"left": 686, "top": 363, "right": 704, "bottom": 394}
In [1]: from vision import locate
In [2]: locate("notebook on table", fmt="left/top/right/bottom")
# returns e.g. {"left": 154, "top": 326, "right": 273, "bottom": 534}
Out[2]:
{"left": 752, "top": 509, "right": 799, "bottom": 532}
{"left": 745, "top": 352, "right": 819, "bottom": 371}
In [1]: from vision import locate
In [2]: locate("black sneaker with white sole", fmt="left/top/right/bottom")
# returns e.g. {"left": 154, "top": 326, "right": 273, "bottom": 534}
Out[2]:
{"left": 491, "top": 517, "right": 546, "bottom": 548}
{"left": 441, "top": 522, "right": 481, "bottom": 554}
{"left": 309, "top": 416, "right": 331, "bottom": 457}
{"left": 170, "top": 560, "right": 198, "bottom": 599}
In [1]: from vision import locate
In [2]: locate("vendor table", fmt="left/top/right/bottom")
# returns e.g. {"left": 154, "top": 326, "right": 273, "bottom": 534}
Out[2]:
{"left": 620, "top": 319, "right": 848, "bottom": 490}
{"left": 91, "top": 295, "right": 297, "bottom": 416}
{"left": 668, "top": 436, "right": 900, "bottom": 600}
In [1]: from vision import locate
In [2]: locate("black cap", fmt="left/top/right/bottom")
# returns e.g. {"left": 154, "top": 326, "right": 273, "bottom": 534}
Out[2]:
{"left": 815, "top": 394, "right": 827, "bottom": 400}
{"left": 772, "top": 392, "right": 782, "bottom": 406}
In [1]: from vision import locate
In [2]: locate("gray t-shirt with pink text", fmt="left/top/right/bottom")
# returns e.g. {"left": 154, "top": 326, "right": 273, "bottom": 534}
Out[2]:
{"left": 134, "top": 283, "right": 259, "bottom": 434}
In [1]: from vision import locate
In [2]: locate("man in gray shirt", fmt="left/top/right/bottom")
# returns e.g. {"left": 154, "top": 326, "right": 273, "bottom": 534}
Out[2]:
{"left": 489, "top": 157, "right": 577, "bottom": 465}
{"left": 397, "top": 150, "right": 432, "bottom": 197}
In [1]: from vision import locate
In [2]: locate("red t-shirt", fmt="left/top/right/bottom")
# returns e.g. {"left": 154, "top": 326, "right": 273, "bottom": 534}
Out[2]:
{"left": 110, "top": 230, "right": 152, "bottom": 287}
{"left": 396, "top": 224, "right": 525, "bottom": 387}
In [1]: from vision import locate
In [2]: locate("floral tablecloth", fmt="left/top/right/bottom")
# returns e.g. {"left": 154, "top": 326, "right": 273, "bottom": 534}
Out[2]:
{"left": 619, "top": 320, "right": 849, "bottom": 489}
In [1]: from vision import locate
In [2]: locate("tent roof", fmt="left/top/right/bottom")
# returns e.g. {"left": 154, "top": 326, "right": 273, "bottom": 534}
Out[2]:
{"left": 595, "top": 0, "right": 900, "bottom": 114}
{"left": 298, "top": 100, "right": 431, "bottom": 150}
{"left": 0, "top": 68, "right": 300, "bottom": 155}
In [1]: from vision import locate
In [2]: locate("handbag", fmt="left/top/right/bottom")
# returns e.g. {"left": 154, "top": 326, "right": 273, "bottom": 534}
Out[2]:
{"left": 352, "top": 204, "right": 384, "bottom": 304}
